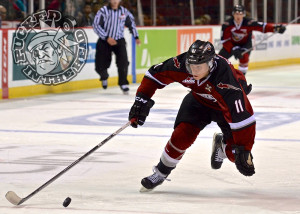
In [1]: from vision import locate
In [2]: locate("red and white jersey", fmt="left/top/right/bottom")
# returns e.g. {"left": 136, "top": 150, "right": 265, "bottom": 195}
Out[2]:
{"left": 221, "top": 17, "right": 275, "bottom": 53}
{"left": 137, "top": 53, "right": 255, "bottom": 150}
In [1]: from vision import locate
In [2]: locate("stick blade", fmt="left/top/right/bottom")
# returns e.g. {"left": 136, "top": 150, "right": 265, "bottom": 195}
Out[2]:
{"left": 5, "top": 191, "right": 23, "bottom": 205}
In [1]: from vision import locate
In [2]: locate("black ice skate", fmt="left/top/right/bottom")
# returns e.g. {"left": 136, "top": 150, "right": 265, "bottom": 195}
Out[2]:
{"left": 140, "top": 166, "right": 169, "bottom": 192}
{"left": 120, "top": 85, "right": 129, "bottom": 95}
{"left": 211, "top": 133, "right": 227, "bottom": 169}
{"left": 101, "top": 80, "right": 108, "bottom": 89}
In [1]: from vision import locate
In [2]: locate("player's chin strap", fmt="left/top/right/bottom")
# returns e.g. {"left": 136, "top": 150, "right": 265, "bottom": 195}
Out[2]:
{"left": 208, "top": 58, "right": 217, "bottom": 73}
{"left": 241, "top": 15, "right": 300, "bottom": 56}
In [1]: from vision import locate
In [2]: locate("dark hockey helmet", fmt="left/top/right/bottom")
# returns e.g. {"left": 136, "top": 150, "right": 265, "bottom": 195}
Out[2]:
{"left": 232, "top": 4, "right": 245, "bottom": 15}
{"left": 185, "top": 40, "right": 215, "bottom": 74}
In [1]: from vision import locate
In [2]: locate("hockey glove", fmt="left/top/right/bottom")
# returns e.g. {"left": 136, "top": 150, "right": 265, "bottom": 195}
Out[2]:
{"left": 129, "top": 92, "right": 155, "bottom": 128}
{"left": 232, "top": 145, "right": 255, "bottom": 176}
{"left": 274, "top": 24, "right": 286, "bottom": 34}
{"left": 245, "top": 83, "right": 252, "bottom": 95}
{"left": 231, "top": 46, "right": 244, "bottom": 60}
{"left": 239, "top": 79, "right": 252, "bottom": 95}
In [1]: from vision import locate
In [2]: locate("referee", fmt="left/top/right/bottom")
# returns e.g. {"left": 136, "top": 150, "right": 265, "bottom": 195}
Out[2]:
{"left": 93, "top": 0, "right": 140, "bottom": 94}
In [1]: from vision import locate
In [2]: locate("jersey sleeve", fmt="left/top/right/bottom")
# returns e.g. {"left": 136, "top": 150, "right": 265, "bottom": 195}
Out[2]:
{"left": 247, "top": 20, "right": 274, "bottom": 33}
{"left": 137, "top": 54, "right": 187, "bottom": 98}
{"left": 92, "top": 7, "right": 108, "bottom": 40}
{"left": 124, "top": 9, "right": 139, "bottom": 39}
{"left": 221, "top": 23, "right": 234, "bottom": 53}
{"left": 215, "top": 65, "right": 256, "bottom": 151}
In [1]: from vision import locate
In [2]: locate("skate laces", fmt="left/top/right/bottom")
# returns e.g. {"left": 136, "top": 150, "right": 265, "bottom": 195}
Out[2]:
{"left": 148, "top": 167, "right": 170, "bottom": 183}
{"left": 214, "top": 136, "right": 227, "bottom": 162}
{"left": 215, "top": 147, "right": 226, "bottom": 162}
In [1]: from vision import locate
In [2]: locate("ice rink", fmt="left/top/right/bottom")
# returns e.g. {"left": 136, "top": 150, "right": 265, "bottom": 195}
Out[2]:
{"left": 1, "top": 64, "right": 300, "bottom": 214}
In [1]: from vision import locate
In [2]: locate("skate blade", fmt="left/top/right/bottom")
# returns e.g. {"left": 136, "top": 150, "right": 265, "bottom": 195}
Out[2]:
{"left": 139, "top": 186, "right": 153, "bottom": 193}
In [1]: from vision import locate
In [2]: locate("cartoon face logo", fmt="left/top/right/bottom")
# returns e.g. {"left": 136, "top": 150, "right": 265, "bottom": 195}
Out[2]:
{"left": 12, "top": 10, "right": 88, "bottom": 85}
{"left": 33, "top": 42, "right": 59, "bottom": 75}
{"left": 28, "top": 31, "right": 64, "bottom": 75}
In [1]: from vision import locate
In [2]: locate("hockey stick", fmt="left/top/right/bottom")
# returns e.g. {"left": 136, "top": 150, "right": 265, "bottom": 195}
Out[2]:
{"left": 242, "top": 15, "right": 300, "bottom": 55}
{"left": 5, "top": 119, "right": 135, "bottom": 206}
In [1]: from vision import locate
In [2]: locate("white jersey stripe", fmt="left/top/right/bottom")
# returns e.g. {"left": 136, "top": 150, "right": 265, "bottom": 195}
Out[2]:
{"left": 229, "top": 114, "right": 256, "bottom": 130}
{"left": 145, "top": 71, "right": 168, "bottom": 86}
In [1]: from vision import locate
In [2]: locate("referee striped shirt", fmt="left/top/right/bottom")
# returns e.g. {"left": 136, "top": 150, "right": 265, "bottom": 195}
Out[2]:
{"left": 93, "top": 5, "right": 139, "bottom": 41}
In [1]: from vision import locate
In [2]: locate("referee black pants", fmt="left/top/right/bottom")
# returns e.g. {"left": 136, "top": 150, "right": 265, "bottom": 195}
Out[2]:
{"left": 95, "top": 38, "right": 129, "bottom": 86}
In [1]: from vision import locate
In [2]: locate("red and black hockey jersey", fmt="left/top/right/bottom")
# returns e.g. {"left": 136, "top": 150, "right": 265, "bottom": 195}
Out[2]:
{"left": 221, "top": 17, "right": 275, "bottom": 53}
{"left": 137, "top": 53, "right": 255, "bottom": 150}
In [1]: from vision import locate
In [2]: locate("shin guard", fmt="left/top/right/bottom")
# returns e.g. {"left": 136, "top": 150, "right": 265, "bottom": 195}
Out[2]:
{"left": 160, "top": 122, "right": 200, "bottom": 172}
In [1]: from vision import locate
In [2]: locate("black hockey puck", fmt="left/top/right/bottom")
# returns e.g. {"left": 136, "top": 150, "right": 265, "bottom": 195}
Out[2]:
{"left": 63, "top": 197, "right": 71, "bottom": 207}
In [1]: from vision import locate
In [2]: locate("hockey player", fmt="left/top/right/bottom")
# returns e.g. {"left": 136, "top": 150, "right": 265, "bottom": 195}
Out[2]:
{"left": 128, "top": 40, "right": 256, "bottom": 191}
{"left": 219, "top": 4, "right": 286, "bottom": 75}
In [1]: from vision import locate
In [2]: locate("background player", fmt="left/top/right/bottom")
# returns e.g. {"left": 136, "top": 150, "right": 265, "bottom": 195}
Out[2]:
{"left": 128, "top": 40, "right": 255, "bottom": 191}
{"left": 219, "top": 4, "right": 286, "bottom": 75}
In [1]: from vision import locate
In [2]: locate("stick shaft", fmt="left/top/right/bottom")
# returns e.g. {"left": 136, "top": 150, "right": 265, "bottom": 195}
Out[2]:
{"left": 242, "top": 15, "right": 300, "bottom": 55}
{"left": 14, "top": 120, "right": 132, "bottom": 205}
